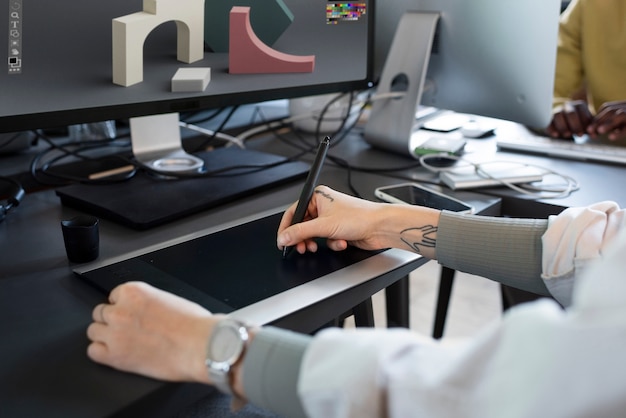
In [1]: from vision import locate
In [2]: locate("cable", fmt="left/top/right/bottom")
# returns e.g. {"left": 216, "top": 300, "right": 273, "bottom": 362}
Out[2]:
{"left": 29, "top": 130, "right": 136, "bottom": 186}
{"left": 0, "top": 176, "right": 24, "bottom": 223}
{"left": 236, "top": 88, "right": 397, "bottom": 144}
{"left": 180, "top": 107, "right": 228, "bottom": 125}
{"left": 234, "top": 89, "right": 426, "bottom": 197}
{"left": 187, "top": 105, "right": 240, "bottom": 153}
{"left": 311, "top": 91, "right": 355, "bottom": 142}
{"left": 419, "top": 153, "right": 580, "bottom": 199}
{"left": 38, "top": 89, "right": 564, "bottom": 200}
{"left": 0, "top": 132, "right": 33, "bottom": 151}
{"left": 179, "top": 121, "right": 245, "bottom": 148}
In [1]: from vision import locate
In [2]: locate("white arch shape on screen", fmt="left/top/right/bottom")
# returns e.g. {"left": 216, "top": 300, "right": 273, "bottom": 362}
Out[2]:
{"left": 112, "top": 0, "right": 205, "bottom": 87}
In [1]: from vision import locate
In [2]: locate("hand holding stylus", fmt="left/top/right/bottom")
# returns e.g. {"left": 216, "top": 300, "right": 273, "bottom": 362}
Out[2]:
{"left": 277, "top": 185, "right": 422, "bottom": 256}
{"left": 281, "top": 137, "right": 330, "bottom": 258}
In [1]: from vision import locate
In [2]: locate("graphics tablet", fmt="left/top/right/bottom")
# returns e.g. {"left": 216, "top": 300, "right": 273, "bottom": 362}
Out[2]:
{"left": 77, "top": 212, "right": 376, "bottom": 313}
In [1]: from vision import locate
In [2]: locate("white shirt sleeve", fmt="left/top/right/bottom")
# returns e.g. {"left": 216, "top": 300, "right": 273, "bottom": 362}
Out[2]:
{"left": 298, "top": 205, "right": 626, "bottom": 418}
{"left": 541, "top": 201, "right": 625, "bottom": 306}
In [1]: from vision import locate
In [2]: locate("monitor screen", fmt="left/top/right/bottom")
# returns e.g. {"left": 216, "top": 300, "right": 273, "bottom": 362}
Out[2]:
{"left": 1, "top": 0, "right": 373, "bottom": 133}
{"left": 365, "top": 0, "right": 560, "bottom": 155}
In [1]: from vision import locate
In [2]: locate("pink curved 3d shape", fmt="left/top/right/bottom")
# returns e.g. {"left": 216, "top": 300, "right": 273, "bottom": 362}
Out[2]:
{"left": 229, "top": 6, "right": 315, "bottom": 74}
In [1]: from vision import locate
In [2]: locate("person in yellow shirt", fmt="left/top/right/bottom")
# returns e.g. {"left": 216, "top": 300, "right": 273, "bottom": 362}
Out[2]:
{"left": 546, "top": 0, "right": 626, "bottom": 141}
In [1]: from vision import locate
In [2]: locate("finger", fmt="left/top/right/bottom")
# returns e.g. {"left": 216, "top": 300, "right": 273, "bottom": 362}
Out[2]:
{"left": 109, "top": 281, "right": 152, "bottom": 304}
{"left": 593, "top": 106, "right": 613, "bottom": 123}
{"left": 562, "top": 102, "right": 584, "bottom": 135}
{"left": 87, "top": 321, "right": 105, "bottom": 341}
{"left": 564, "top": 102, "right": 592, "bottom": 137}
{"left": 550, "top": 112, "right": 570, "bottom": 138}
{"left": 608, "top": 124, "right": 626, "bottom": 141}
{"left": 279, "top": 218, "right": 328, "bottom": 248}
{"left": 86, "top": 340, "right": 109, "bottom": 363}
{"left": 277, "top": 203, "right": 300, "bottom": 249}
{"left": 93, "top": 303, "right": 107, "bottom": 323}
{"left": 327, "top": 239, "right": 349, "bottom": 251}
{"left": 573, "top": 114, "right": 593, "bottom": 137}
{"left": 609, "top": 131, "right": 625, "bottom": 141}
{"left": 278, "top": 201, "right": 298, "bottom": 231}
{"left": 590, "top": 113, "right": 622, "bottom": 137}
{"left": 305, "top": 239, "right": 318, "bottom": 253}
{"left": 109, "top": 284, "right": 122, "bottom": 304}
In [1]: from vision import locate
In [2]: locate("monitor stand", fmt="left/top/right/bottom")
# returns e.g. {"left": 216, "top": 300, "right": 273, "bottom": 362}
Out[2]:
{"left": 364, "top": 12, "right": 440, "bottom": 156}
{"left": 130, "top": 112, "right": 205, "bottom": 174}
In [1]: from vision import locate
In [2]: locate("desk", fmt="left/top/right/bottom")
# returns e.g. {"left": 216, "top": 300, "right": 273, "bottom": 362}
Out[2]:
{"left": 0, "top": 148, "right": 499, "bottom": 418}
{"left": 3, "top": 116, "right": 623, "bottom": 417}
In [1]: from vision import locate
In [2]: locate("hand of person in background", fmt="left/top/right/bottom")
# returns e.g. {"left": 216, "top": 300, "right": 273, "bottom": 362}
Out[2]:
{"left": 586, "top": 101, "right": 626, "bottom": 141}
{"left": 546, "top": 100, "right": 593, "bottom": 139}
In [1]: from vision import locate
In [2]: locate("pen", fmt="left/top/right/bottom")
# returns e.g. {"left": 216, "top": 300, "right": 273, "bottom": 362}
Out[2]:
{"left": 283, "top": 136, "right": 331, "bottom": 258}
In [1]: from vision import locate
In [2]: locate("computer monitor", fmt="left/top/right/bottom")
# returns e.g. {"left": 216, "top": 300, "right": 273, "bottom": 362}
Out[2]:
{"left": 365, "top": 0, "right": 560, "bottom": 155}
{"left": 1, "top": 0, "right": 373, "bottom": 172}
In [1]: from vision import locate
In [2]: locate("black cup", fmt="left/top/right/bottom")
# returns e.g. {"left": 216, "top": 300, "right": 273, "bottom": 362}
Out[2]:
{"left": 61, "top": 215, "right": 99, "bottom": 263}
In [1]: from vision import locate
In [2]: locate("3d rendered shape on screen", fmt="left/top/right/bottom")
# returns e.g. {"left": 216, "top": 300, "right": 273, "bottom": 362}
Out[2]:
{"left": 112, "top": 0, "right": 315, "bottom": 87}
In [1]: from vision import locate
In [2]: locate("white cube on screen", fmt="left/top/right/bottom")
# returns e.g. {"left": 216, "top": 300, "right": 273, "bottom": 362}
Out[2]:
{"left": 171, "top": 68, "right": 211, "bottom": 92}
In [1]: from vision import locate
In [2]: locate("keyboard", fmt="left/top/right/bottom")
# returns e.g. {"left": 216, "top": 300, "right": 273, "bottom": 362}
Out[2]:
{"left": 497, "top": 134, "right": 626, "bottom": 166}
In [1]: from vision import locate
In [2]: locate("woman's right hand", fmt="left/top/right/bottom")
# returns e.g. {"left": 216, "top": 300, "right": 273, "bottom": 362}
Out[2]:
{"left": 277, "top": 185, "right": 442, "bottom": 258}
{"left": 277, "top": 185, "right": 389, "bottom": 254}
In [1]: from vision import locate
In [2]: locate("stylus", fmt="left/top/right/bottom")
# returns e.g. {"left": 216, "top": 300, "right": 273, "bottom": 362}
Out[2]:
{"left": 283, "top": 136, "right": 331, "bottom": 258}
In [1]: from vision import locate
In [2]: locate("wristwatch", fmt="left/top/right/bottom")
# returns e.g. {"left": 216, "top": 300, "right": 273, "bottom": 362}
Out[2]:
{"left": 205, "top": 318, "right": 250, "bottom": 396}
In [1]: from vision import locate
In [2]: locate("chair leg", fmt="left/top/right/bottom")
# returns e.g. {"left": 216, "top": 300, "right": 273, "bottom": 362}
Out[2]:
{"left": 432, "top": 266, "right": 455, "bottom": 339}
{"left": 385, "top": 276, "right": 410, "bottom": 328}
{"left": 500, "top": 284, "right": 544, "bottom": 311}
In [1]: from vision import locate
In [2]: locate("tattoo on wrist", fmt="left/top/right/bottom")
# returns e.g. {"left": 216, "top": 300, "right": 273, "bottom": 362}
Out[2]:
{"left": 314, "top": 189, "right": 334, "bottom": 202}
{"left": 400, "top": 225, "right": 437, "bottom": 253}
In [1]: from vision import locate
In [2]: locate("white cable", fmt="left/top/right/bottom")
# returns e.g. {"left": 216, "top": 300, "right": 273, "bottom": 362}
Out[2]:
{"left": 179, "top": 121, "right": 245, "bottom": 148}
{"left": 419, "top": 153, "right": 580, "bottom": 199}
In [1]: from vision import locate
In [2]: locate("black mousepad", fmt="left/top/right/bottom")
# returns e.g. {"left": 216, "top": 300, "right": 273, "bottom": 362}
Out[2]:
{"left": 78, "top": 212, "right": 380, "bottom": 313}
{"left": 56, "top": 148, "right": 310, "bottom": 230}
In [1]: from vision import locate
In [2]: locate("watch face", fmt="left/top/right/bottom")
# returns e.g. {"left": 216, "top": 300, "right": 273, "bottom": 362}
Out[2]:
{"left": 206, "top": 320, "right": 249, "bottom": 395}
{"left": 210, "top": 325, "right": 243, "bottom": 363}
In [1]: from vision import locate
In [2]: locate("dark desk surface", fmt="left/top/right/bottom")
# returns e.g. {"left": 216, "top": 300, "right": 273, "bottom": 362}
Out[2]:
{"left": 3, "top": 114, "right": 624, "bottom": 417}
{"left": 0, "top": 147, "right": 499, "bottom": 418}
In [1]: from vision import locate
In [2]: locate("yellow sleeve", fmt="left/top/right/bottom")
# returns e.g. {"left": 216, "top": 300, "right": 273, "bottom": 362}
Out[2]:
{"left": 552, "top": 0, "right": 585, "bottom": 110}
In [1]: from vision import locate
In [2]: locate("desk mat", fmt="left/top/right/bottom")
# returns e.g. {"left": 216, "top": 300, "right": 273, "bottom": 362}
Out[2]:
{"left": 78, "top": 213, "right": 380, "bottom": 313}
{"left": 56, "top": 147, "right": 310, "bottom": 229}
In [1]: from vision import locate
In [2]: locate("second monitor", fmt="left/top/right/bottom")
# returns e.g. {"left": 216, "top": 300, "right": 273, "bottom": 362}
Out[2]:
{"left": 365, "top": 0, "right": 561, "bottom": 156}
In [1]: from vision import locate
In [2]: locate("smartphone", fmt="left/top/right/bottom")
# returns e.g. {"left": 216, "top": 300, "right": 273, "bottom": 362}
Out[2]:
{"left": 375, "top": 183, "right": 474, "bottom": 213}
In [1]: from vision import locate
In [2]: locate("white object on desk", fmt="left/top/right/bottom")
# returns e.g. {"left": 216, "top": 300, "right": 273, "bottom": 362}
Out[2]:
{"left": 439, "top": 163, "right": 544, "bottom": 190}
{"left": 459, "top": 120, "right": 495, "bottom": 138}
{"left": 497, "top": 133, "right": 626, "bottom": 166}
